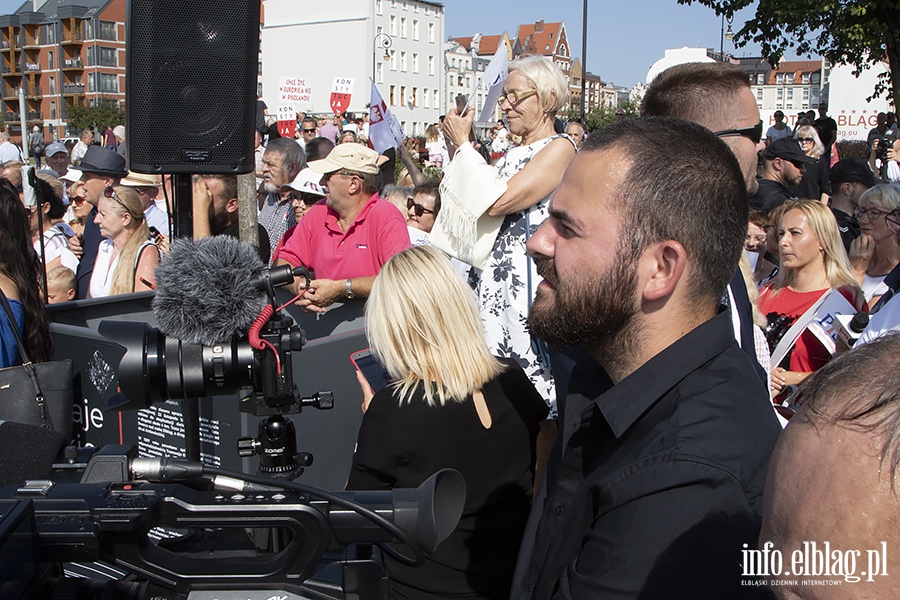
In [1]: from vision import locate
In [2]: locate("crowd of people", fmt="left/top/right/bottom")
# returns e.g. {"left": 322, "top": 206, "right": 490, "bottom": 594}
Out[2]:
{"left": 2, "top": 55, "right": 900, "bottom": 599}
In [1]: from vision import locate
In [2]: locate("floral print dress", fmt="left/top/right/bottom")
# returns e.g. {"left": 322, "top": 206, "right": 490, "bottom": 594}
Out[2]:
{"left": 471, "top": 134, "right": 573, "bottom": 416}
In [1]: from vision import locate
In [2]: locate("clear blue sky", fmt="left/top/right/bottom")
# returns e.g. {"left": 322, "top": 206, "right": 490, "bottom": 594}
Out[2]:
{"left": 0, "top": 0, "right": 806, "bottom": 88}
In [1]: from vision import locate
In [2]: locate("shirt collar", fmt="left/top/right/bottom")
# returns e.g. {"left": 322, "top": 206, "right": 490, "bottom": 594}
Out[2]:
{"left": 578, "top": 310, "right": 737, "bottom": 439}
{"left": 324, "top": 193, "right": 381, "bottom": 230}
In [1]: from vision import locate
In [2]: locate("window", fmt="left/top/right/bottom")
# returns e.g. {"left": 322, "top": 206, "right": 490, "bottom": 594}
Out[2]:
{"left": 412, "top": 87, "right": 418, "bottom": 107}
{"left": 87, "top": 46, "right": 117, "bottom": 67}
{"left": 412, "top": 19, "right": 419, "bottom": 40}
{"left": 786, "top": 73, "right": 794, "bottom": 84}
{"left": 428, "top": 55, "right": 435, "bottom": 75}
{"left": 400, "top": 17, "right": 407, "bottom": 38}
{"left": 41, "top": 23, "right": 55, "bottom": 45}
{"left": 50, "top": 100, "right": 56, "bottom": 119}
{"left": 89, "top": 72, "right": 118, "bottom": 93}
{"left": 258, "top": 61, "right": 262, "bottom": 75}
{"left": 756, "top": 73, "right": 764, "bottom": 85}
{"left": 803, "top": 88, "right": 809, "bottom": 99}
{"left": 424, "top": 88, "right": 429, "bottom": 108}
{"left": 390, "top": 16, "right": 396, "bottom": 35}
{"left": 400, "top": 51, "right": 407, "bottom": 72}
{"left": 257, "top": 82, "right": 262, "bottom": 97}
{"left": 412, "top": 53, "right": 419, "bottom": 73}
{"left": 756, "top": 88, "right": 762, "bottom": 100}
{"left": 376, "top": 0, "right": 382, "bottom": 15}
{"left": 400, "top": 86, "right": 406, "bottom": 105}
{"left": 802, "top": 73, "right": 810, "bottom": 84}
{"left": 777, "top": 88, "right": 783, "bottom": 99}
{"left": 48, "top": 76, "right": 55, "bottom": 94}
{"left": 390, "top": 85, "right": 396, "bottom": 106}
{"left": 433, "top": 89, "right": 439, "bottom": 108}
{"left": 98, "top": 21, "right": 116, "bottom": 41}
{"left": 390, "top": 50, "right": 397, "bottom": 71}
{"left": 376, "top": 61, "right": 384, "bottom": 84}
{"left": 787, "top": 88, "right": 793, "bottom": 100}
{"left": 812, "top": 73, "right": 820, "bottom": 84}
{"left": 48, "top": 50, "right": 54, "bottom": 70}
{"left": 428, "top": 22, "right": 434, "bottom": 43}
{"left": 776, "top": 73, "right": 784, "bottom": 84}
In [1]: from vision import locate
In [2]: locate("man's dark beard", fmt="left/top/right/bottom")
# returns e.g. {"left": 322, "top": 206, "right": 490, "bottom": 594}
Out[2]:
{"left": 209, "top": 206, "right": 231, "bottom": 235}
{"left": 529, "top": 252, "right": 641, "bottom": 363}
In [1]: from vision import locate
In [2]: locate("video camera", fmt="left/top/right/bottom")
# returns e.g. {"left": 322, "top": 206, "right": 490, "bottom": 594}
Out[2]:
{"left": 0, "top": 444, "right": 465, "bottom": 599}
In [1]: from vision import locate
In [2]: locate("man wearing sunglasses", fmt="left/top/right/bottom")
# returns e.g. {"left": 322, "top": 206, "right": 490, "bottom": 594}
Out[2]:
{"left": 274, "top": 144, "right": 410, "bottom": 312}
{"left": 750, "top": 138, "right": 817, "bottom": 213}
{"left": 66, "top": 145, "right": 128, "bottom": 299}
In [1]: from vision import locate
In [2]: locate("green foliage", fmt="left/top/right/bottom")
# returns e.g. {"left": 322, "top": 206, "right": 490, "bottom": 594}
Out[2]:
{"left": 564, "top": 99, "right": 639, "bottom": 132}
{"left": 679, "top": 0, "right": 900, "bottom": 103}
{"left": 67, "top": 98, "right": 125, "bottom": 132}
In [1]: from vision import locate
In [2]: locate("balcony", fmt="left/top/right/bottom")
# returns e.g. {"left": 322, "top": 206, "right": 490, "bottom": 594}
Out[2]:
{"left": 24, "top": 62, "right": 40, "bottom": 72}
{"left": 5, "top": 111, "right": 19, "bottom": 121}
{"left": 61, "top": 34, "right": 84, "bottom": 45}
{"left": 27, "top": 85, "right": 41, "bottom": 98}
{"left": 26, "top": 111, "right": 42, "bottom": 121}
{"left": 1, "top": 88, "right": 14, "bottom": 100}
{"left": 62, "top": 58, "right": 83, "bottom": 70}
{"left": 62, "top": 83, "right": 84, "bottom": 95}
{"left": 1, "top": 41, "right": 10, "bottom": 52}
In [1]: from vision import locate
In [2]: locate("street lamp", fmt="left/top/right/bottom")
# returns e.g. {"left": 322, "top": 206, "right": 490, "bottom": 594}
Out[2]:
{"left": 373, "top": 32, "right": 394, "bottom": 82}
{"left": 720, "top": 14, "right": 734, "bottom": 58}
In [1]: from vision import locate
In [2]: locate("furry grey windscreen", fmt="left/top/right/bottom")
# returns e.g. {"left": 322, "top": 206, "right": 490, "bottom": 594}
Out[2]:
{"left": 152, "top": 236, "right": 267, "bottom": 345}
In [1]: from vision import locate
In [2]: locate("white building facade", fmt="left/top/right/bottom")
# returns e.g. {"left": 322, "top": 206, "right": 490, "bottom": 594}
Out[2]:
{"left": 261, "top": 0, "right": 443, "bottom": 137}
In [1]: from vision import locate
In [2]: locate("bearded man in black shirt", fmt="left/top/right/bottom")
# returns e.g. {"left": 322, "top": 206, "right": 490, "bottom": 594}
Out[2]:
{"left": 511, "top": 117, "right": 782, "bottom": 599}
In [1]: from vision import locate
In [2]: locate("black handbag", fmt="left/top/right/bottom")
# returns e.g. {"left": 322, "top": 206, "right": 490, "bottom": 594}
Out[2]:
{"left": 0, "top": 289, "right": 74, "bottom": 440}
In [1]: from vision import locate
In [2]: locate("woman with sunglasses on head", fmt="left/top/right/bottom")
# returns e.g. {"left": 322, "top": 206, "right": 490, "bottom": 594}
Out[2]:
{"left": 848, "top": 184, "right": 900, "bottom": 306}
{"left": 347, "top": 245, "right": 550, "bottom": 600}
{"left": 758, "top": 200, "right": 866, "bottom": 398}
{"left": 441, "top": 56, "right": 577, "bottom": 415}
{"left": 0, "top": 178, "right": 53, "bottom": 368}
{"left": 789, "top": 125, "right": 830, "bottom": 204}
{"left": 88, "top": 186, "right": 159, "bottom": 297}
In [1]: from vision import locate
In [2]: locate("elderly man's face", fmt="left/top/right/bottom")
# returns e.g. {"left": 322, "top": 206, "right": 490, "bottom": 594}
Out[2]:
{"left": 46, "top": 151, "right": 69, "bottom": 174}
{"left": 262, "top": 150, "right": 292, "bottom": 192}
{"left": 760, "top": 417, "right": 900, "bottom": 598}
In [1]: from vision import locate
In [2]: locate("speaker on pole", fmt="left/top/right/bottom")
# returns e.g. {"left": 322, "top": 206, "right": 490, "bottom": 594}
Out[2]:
{"left": 126, "top": 0, "right": 261, "bottom": 174}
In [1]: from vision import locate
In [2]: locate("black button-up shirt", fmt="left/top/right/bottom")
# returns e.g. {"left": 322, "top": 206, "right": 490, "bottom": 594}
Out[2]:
{"left": 511, "top": 311, "right": 782, "bottom": 599}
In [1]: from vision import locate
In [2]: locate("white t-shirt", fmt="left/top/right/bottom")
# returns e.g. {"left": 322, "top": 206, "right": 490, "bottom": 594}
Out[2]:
{"left": 862, "top": 272, "right": 890, "bottom": 303}
{"left": 89, "top": 239, "right": 119, "bottom": 298}
{"left": 34, "top": 228, "right": 78, "bottom": 272}
{"left": 766, "top": 125, "right": 792, "bottom": 141}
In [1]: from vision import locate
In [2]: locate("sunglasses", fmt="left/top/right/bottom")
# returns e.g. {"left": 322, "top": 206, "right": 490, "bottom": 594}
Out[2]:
{"left": 714, "top": 120, "right": 763, "bottom": 145}
{"left": 407, "top": 197, "right": 434, "bottom": 217}
{"left": 292, "top": 192, "right": 322, "bottom": 205}
{"left": 72, "top": 197, "right": 87, "bottom": 206}
{"left": 302, "top": 128, "right": 316, "bottom": 133}
{"left": 797, "top": 137, "right": 815, "bottom": 144}
{"left": 497, "top": 89, "right": 538, "bottom": 108}
{"left": 104, "top": 186, "right": 138, "bottom": 218}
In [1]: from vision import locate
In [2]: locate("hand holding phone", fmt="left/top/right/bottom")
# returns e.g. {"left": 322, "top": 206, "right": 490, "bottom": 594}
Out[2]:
{"left": 350, "top": 349, "right": 392, "bottom": 394}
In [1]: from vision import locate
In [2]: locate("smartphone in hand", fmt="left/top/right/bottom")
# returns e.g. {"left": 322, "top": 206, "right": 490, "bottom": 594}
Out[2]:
{"left": 350, "top": 349, "right": 392, "bottom": 393}
{"left": 149, "top": 226, "right": 162, "bottom": 240}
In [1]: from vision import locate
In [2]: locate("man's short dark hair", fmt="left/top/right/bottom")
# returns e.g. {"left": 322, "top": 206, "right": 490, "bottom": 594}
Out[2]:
{"left": 200, "top": 174, "right": 237, "bottom": 201}
{"left": 305, "top": 137, "right": 335, "bottom": 162}
{"left": 301, "top": 117, "right": 316, "bottom": 128}
{"left": 581, "top": 116, "right": 748, "bottom": 306}
{"left": 641, "top": 62, "right": 751, "bottom": 124}
{"left": 413, "top": 179, "right": 441, "bottom": 214}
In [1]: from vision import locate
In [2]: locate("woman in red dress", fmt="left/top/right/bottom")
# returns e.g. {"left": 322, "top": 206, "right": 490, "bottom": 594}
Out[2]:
{"left": 758, "top": 200, "right": 866, "bottom": 397}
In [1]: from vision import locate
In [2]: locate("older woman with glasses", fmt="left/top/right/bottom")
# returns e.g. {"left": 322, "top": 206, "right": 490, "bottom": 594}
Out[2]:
{"left": 441, "top": 56, "right": 577, "bottom": 414}
{"left": 789, "top": 125, "right": 830, "bottom": 204}
{"left": 89, "top": 186, "right": 159, "bottom": 297}
{"left": 849, "top": 184, "right": 900, "bottom": 305}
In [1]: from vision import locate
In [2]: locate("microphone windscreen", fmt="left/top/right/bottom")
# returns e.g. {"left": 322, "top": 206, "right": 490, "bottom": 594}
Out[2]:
{"left": 0, "top": 421, "right": 67, "bottom": 485}
{"left": 152, "top": 236, "right": 267, "bottom": 345}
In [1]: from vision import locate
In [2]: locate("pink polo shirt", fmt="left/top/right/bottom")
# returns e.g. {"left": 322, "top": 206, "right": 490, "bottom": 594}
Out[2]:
{"left": 275, "top": 193, "right": 411, "bottom": 279}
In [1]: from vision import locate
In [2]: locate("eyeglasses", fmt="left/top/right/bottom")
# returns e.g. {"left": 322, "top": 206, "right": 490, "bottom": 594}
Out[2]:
{"left": 321, "top": 170, "right": 358, "bottom": 184}
{"left": 407, "top": 197, "right": 434, "bottom": 217}
{"left": 746, "top": 234, "right": 767, "bottom": 244}
{"left": 855, "top": 206, "right": 890, "bottom": 220}
{"left": 714, "top": 120, "right": 763, "bottom": 145}
{"left": 797, "top": 137, "right": 815, "bottom": 144}
{"left": 497, "top": 89, "right": 538, "bottom": 108}
{"left": 886, "top": 210, "right": 900, "bottom": 230}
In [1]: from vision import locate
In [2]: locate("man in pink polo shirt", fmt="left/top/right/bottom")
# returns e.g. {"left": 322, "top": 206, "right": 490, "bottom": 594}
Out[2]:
{"left": 275, "top": 143, "right": 410, "bottom": 312}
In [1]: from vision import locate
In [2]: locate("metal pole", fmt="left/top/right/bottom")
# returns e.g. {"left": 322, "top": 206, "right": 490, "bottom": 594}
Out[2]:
{"left": 18, "top": 87, "right": 28, "bottom": 160}
{"left": 580, "top": 0, "right": 587, "bottom": 123}
{"left": 720, "top": 14, "right": 724, "bottom": 58}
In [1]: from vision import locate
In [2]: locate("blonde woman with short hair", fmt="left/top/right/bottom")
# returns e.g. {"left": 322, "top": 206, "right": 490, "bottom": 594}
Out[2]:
{"left": 347, "top": 245, "right": 550, "bottom": 600}
{"left": 758, "top": 200, "right": 866, "bottom": 395}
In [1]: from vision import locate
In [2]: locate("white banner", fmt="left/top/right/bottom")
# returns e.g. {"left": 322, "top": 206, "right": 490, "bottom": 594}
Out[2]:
{"left": 278, "top": 77, "right": 312, "bottom": 104}
{"left": 368, "top": 80, "right": 404, "bottom": 153}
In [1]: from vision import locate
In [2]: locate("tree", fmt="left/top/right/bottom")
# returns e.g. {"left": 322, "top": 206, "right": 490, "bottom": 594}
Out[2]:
{"left": 67, "top": 98, "right": 125, "bottom": 132}
{"left": 564, "top": 99, "right": 639, "bottom": 132}
{"left": 679, "top": 0, "right": 900, "bottom": 103}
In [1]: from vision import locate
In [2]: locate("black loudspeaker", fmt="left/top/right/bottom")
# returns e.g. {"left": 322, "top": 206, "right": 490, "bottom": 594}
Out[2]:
{"left": 126, "top": 0, "right": 260, "bottom": 174}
